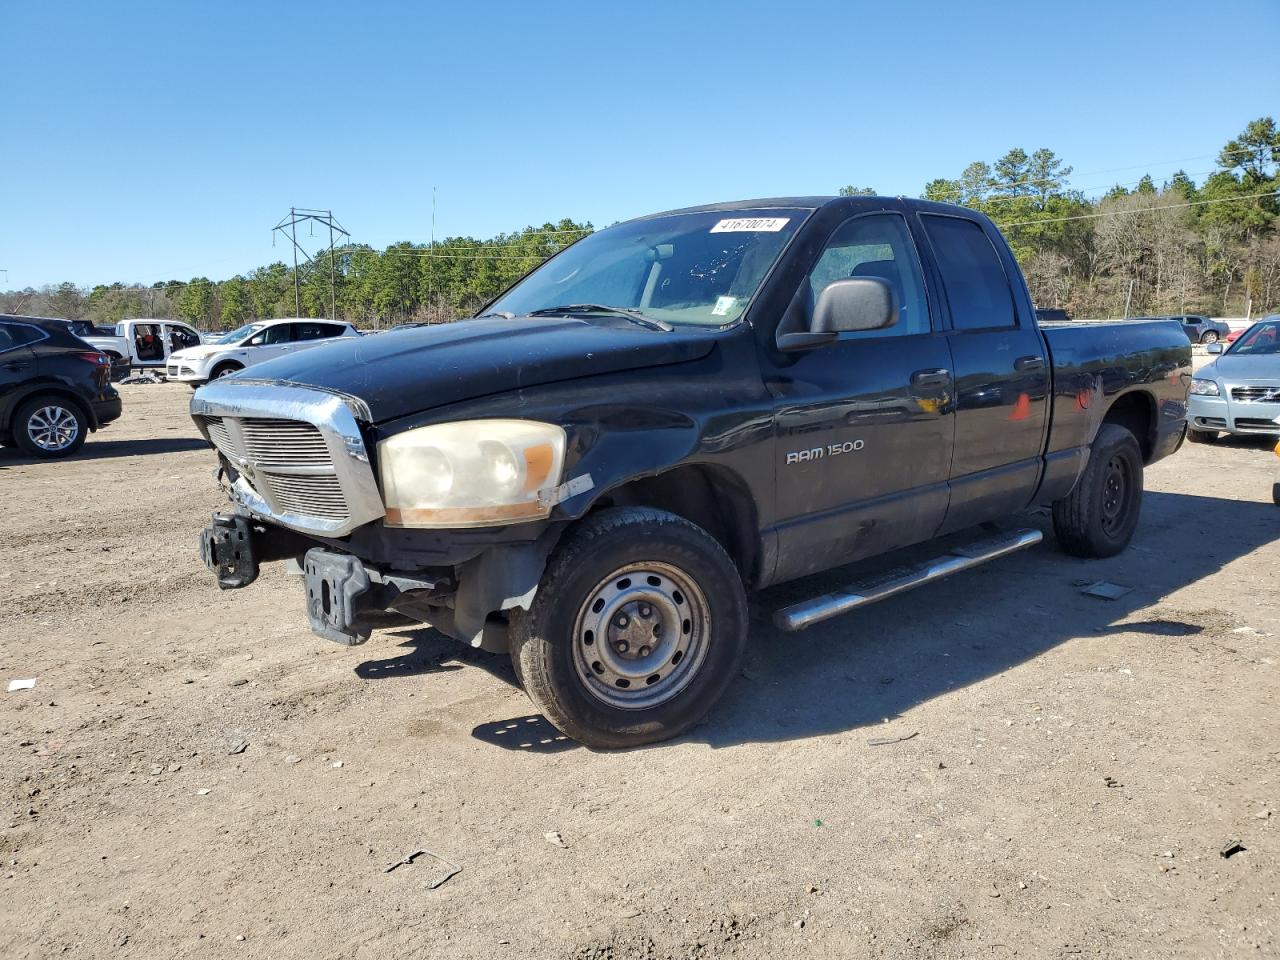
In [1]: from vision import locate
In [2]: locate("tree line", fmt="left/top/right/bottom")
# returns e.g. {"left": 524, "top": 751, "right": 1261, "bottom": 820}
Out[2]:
{"left": 4, "top": 118, "right": 1278, "bottom": 329}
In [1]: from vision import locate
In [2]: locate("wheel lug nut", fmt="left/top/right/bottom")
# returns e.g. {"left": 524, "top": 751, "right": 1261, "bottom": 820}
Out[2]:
{"left": 639, "top": 645, "right": 651, "bottom": 657}
{"left": 615, "top": 614, "right": 629, "bottom": 628}
{"left": 616, "top": 640, "right": 629, "bottom": 653}
{"left": 639, "top": 604, "right": 652, "bottom": 618}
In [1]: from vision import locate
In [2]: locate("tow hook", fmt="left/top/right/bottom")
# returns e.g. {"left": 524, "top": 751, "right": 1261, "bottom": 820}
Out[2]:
{"left": 199, "top": 513, "right": 260, "bottom": 589}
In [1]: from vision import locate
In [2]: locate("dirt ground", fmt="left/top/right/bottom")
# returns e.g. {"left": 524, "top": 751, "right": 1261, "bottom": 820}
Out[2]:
{"left": 2, "top": 381, "right": 1278, "bottom": 960}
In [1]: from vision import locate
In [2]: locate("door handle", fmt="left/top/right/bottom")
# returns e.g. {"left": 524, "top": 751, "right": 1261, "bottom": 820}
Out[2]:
{"left": 910, "top": 368, "right": 950, "bottom": 388}
{"left": 1014, "top": 355, "right": 1045, "bottom": 371}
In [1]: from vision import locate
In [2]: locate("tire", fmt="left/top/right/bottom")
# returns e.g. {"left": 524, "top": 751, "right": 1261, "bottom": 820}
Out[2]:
{"left": 510, "top": 507, "right": 748, "bottom": 749}
{"left": 1200, "top": 330, "right": 1219, "bottom": 345}
{"left": 1186, "top": 427, "right": 1217, "bottom": 444}
{"left": 209, "top": 363, "right": 242, "bottom": 380}
{"left": 1274, "top": 482, "right": 1280, "bottom": 506}
{"left": 12, "top": 396, "right": 88, "bottom": 459}
{"left": 1052, "top": 423, "right": 1144, "bottom": 558}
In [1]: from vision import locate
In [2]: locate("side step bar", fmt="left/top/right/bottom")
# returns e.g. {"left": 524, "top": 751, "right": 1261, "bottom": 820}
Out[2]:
{"left": 773, "top": 528, "right": 1043, "bottom": 632}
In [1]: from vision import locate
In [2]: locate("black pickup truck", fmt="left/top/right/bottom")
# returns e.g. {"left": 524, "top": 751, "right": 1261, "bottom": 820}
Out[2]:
{"left": 192, "top": 196, "right": 1190, "bottom": 747}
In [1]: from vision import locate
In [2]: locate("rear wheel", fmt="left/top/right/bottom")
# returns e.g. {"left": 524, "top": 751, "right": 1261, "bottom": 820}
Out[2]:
{"left": 12, "top": 396, "right": 88, "bottom": 459}
{"left": 1052, "top": 423, "right": 1144, "bottom": 558}
{"left": 510, "top": 507, "right": 748, "bottom": 749}
{"left": 1200, "top": 330, "right": 1219, "bottom": 345}
{"left": 1186, "top": 427, "right": 1217, "bottom": 444}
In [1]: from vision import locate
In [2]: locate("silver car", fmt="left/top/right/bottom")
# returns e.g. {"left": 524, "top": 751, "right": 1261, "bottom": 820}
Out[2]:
{"left": 1187, "top": 315, "right": 1280, "bottom": 442}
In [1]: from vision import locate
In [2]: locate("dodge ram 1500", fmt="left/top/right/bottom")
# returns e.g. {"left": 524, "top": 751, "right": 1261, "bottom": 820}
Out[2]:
{"left": 192, "top": 196, "right": 1191, "bottom": 747}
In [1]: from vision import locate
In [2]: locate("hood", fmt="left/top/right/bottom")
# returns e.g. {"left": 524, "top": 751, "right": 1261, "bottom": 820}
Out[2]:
{"left": 171, "top": 344, "right": 229, "bottom": 362}
{"left": 234, "top": 316, "right": 722, "bottom": 423}
{"left": 1205, "top": 353, "right": 1280, "bottom": 382}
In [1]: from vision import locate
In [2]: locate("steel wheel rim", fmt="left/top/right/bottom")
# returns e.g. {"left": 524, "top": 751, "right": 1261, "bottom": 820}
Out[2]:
{"left": 1203, "top": 332, "right": 1218, "bottom": 344}
{"left": 1100, "top": 455, "right": 1129, "bottom": 534}
{"left": 571, "top": 560, "right": 711, "bottom": 710}
{"left": 27, "top": 406, "right": 79, "bottom": 452}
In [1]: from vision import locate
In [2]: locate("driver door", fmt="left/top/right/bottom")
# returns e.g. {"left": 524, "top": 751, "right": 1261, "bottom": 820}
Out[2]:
{"left": 242, "top": 324, "right": 294, "bottom": 365}
{"left": 763, "top": 211, "right": 955, "bottom": 583}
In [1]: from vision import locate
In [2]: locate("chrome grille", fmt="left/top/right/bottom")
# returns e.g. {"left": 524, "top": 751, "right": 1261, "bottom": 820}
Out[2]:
{"left": 1230, "top": 385, "right": 1280, "bottom": 402}
{"left": 261, "top": 474, "right": 349, "bottom": 520}
{"left": 198, "top": 413, "right": 350, "bottom": 524}
{"left": 203, "top": 416, "right": 236, "bottom": 459}
{"left": 239, "top": 418, "right": 331, "bottom": 467}
{"left": 190, "top": 382, "right": 384, "bottom": 537}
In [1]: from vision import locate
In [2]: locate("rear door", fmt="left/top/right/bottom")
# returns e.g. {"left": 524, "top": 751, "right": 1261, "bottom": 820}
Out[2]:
{"left": 289, "top": 321, "right": 347, "bottom": 350}
{"left": 915, "top": 212, "right": 1050, "bottom": 534}
{"left": 766, "top": 210, "right": 956, "bottom": 582}
{"left": 0, "top": 322, "right": 40, "bottom": 422}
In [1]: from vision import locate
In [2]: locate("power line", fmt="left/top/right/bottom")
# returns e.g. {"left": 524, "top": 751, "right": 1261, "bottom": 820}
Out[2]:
{"left": 998, "top": 190, "right": 1280, "bottom": 227}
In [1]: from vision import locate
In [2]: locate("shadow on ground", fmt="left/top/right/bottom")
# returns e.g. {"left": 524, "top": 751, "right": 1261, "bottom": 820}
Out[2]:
{"left": 354, "top": 489, "right": 1278, "bottom": 752}
{"left": 0, "top": 436, "right": 207, "bottom": 466}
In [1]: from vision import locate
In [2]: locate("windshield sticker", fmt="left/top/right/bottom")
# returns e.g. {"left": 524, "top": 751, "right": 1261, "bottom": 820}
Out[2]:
{"left": 712, "top": 296, "right": 738, "bottom": 317}
{"left": 710, "top": 217, "right": 790, "bottom": 233}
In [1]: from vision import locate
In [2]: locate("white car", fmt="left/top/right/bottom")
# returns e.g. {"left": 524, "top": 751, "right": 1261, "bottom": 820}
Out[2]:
{"left": 166, "top": 318, "right": 359, "bottom": 386}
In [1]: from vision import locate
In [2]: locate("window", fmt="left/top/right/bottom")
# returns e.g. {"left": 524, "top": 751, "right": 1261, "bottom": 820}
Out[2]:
{"left": 133, "top": 323, "right": 165, "bottom": 361}
{"left": 807, "top": 213, "right": 930, "bottom": 338}
{"left": 921, "top": 215, "right": 1017, "bottom": 331}
{"left": 292, "top": 322, "right": 343, "bottom": 341}
{"left": 0, "top": 322, "right": 43, "bottom": 352}
{"left": 247, "top": 324, "right": 291, "bottom": 346}
{"left": 168, "top": 325, "right": 201, "bottom": 350}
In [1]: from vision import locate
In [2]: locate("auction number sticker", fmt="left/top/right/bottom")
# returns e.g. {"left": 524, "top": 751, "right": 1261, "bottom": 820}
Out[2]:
{"left": 709, "top": 217, "right": 790, "bottom": 233}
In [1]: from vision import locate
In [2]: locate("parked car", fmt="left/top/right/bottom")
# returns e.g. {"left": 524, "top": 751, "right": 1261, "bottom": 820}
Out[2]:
{"left": 81, "top": 318, "right": 204, "bottom": 377}
{"left": 0, "top": 315, "right": 122, "bottom": 457}
{"left": 190, "top": 196, "right": 1190, "bottom": 748}
{"left": 166, "top": 318, "right": 359, "bottom": 387}
{"left": 1187, "top": 315, "right": 1280, "bottom": 442}
{"left": 1171, "top": 315, "right": 1232, "bottom": 344}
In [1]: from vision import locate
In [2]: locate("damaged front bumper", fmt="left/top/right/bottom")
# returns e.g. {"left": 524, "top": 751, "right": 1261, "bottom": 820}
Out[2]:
{"left": 198, "top": 511, "right": 557, "bottom": 652}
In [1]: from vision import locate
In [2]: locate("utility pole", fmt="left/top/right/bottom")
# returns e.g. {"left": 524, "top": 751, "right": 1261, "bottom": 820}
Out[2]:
{"left": 272, "top": 208, "right": 350, "bottom": 320}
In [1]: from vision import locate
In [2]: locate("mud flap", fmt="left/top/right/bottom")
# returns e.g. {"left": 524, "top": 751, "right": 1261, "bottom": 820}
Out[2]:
{"left": 199, "top": 513, "right": 259, "bottom": 589}
{"left": 303, "top": 548, "right": 373, "bottom": 646}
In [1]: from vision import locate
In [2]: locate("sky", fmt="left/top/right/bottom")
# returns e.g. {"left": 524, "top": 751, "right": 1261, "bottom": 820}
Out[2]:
{"left": 4, "top": 0, "right": 1278, "bottom": 290}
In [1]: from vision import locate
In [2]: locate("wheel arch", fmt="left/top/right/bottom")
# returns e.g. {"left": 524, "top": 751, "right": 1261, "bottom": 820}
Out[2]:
{"left": 584, "top": 463, "right": 762, "bottom": 586}
{"left": 2, "top": 385, "right": 96, "bottom": 434}
{"left": 1100, "top": 389, "right": 1156, "bottom": 462}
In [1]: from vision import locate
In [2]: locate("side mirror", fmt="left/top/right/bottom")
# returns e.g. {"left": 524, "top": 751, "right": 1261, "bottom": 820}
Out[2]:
{"left": 1207, "top": 342, "right": 1223, "bottom": 354}
{"left": 814, "top": 277, "right": 898, "bottom": 334}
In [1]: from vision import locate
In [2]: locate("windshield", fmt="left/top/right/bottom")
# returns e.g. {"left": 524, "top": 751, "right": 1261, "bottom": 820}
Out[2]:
{"left": 217, "top": 323, "right": 265, "bottom": 345}
{"left": 1227, "top": 319, "right": 1280, "bottom": 356}
{"left": 485, "top": 208, "right": 809, "bottom": 327}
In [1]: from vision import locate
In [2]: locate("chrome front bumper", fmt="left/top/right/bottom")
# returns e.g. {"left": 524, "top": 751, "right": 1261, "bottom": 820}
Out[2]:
{"left": 190, "top": 380, "right": 385, "bottom": 537}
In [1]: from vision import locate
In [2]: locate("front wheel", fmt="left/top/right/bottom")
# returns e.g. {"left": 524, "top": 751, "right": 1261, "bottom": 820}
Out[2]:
{"left": 1052, "top": 423, "right": 1144, "bottom": 558}
{"left": 510, "top": 507, "right": 748, "bottom": 749}
{"left": 1186, "top": 427, "right": 1217, "bottom": 444}
{"left": 1200, "top": 330, "right": 1220, "bottom": 345}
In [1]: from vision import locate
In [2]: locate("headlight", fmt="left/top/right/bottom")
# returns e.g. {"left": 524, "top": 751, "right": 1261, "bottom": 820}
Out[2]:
{"left": 379, "top": 419, "right": 566, "bottom": 528}
{"left": 1189, "top": 378, "right": 1220, "bottom": 397}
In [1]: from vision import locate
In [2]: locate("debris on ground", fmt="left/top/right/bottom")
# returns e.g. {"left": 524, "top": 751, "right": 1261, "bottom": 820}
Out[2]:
{"left": 119, "top": 373, "right": 165, "bottom": 385}
{"left": 1081, "top": 581, "right": 1133, "bottom": 600}
{"left": 1103, "top": 776, "right": 1123, "bottom": 789}
{"left": 228, "top": 741, "right": 248, "bottom": 756}
{"left": 383, "top": 848, "right": 461, "bottom": 889}
{"left": 867, "top": 731, "right": 919, "bottom": 746}
{"left": 196, "top": 788, "right": 211, "bottom": 796}
{"left": 1220, "top": 839, "right": 1246, "bottom": 859}
{"left": 284, "top": 754, "right": 302, "bottom": 764}
{"left": 544, "top": 831, "right": 567, "bottom": 848}
{"left": 7, "top": 678, "right": 37, "bottom": 692}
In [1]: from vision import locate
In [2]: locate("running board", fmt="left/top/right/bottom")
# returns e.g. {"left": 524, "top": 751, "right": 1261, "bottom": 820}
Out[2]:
{"left": 772, "top": 528, "right": 1043, "bottom": 632}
